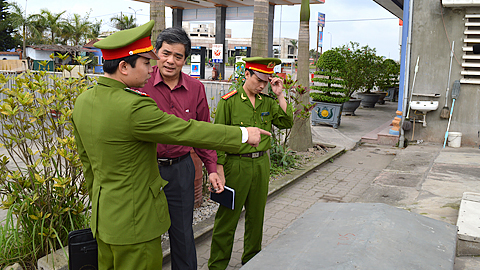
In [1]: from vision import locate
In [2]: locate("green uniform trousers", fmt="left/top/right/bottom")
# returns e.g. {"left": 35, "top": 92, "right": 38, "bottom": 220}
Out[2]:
{"left": 208, "top": 154, "right": 270, "bottom": 270}
{"left": 96, "top": 236, "right": 163, "bottom": 270}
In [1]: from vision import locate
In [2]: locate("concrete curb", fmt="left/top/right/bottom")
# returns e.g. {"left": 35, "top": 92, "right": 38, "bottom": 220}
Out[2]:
{"left": 161, "top": 145, "right": 346, "bottom": 263}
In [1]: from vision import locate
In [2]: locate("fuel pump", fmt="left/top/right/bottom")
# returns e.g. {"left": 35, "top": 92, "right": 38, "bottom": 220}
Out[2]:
{"left": 190, "top": 46, "right": 206, "bottom": 79}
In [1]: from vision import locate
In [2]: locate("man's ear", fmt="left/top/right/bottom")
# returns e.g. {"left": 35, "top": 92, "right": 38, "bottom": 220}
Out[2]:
{"left": 244, "top": 69, "right": 251, "bottom": 79}
{"left": 118, "top": 60, "right": 129, "bottom": 76}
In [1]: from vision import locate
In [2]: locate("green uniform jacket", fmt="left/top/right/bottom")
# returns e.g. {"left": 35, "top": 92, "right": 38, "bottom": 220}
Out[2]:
{"left": 72, "top": 77, "right": 242, "bottom": 245}
{"left": 215, "top": 84, "right": 294, "bottom": 165}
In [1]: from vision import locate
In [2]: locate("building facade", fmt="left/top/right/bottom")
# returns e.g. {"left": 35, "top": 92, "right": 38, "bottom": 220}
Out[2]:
{"left": 182, "top": 22, "right": 297, "bottom": 60}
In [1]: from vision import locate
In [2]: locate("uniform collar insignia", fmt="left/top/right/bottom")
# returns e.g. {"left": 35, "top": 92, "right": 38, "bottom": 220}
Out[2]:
{"left": 241, "top": 93, "right": 247, "bottom": 100}
{"left": 257, "top": 94, "right": 262, "bottom": 100}
{"left": 124, "top": 87, "right": 150, "bottom": 97}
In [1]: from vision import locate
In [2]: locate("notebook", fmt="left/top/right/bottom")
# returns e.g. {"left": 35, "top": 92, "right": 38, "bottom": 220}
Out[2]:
{"left": 210, "top": 186, "right": 235, "bottom": 210}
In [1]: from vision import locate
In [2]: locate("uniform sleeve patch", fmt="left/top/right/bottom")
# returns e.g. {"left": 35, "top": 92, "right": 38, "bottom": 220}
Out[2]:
{"left": 124, "top": 87, "right": 150, "bottom": 97}
{"left": 221, "top": 90, "right": 237, "bottom": 100}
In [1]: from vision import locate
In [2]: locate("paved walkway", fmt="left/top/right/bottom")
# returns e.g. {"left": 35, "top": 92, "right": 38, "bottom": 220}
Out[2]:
{"left": 162, "top": 100, "right": 480, "bottom": 270}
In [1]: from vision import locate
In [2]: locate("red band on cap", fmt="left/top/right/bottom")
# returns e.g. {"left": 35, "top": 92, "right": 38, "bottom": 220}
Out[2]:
{"left": 101, "top": 36, "right": 154, "bottom": 60}
{"left": 245, "top": 62, "right": 275, "bottom": 74}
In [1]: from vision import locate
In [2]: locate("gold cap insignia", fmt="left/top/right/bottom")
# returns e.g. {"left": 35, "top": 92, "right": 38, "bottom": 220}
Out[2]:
{"left": 267, "top": 62, "right": 276, "bottom": 68}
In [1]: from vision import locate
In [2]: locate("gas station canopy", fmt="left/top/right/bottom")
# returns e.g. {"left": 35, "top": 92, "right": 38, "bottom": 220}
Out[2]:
{"left": 135, "top": 0, "right": 325, "bottom": 10}
{"left": 372, "top": 0, "right": 404, "bottom": 19}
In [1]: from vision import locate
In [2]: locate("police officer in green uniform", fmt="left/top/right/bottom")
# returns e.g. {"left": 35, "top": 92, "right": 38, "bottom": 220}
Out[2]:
{"left": 208, "top": 57, "right": 294, "bottom": 269}
{"left": 72, "top": 21, "right": 270, "bottom": 270}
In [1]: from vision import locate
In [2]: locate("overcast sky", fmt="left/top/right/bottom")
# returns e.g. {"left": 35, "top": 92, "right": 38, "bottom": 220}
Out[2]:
{"left": 16, "top": 0, "right": 401, "bottom": 60}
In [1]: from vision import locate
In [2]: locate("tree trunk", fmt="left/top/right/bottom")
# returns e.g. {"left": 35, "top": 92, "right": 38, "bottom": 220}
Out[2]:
{"left": 251, "top": 0, "right": 269, "bottom": 57}
{"left": 150, "top": 0, "right": 165, "bottom": 48}
{"left": 289, "top": 0, "right": 313, "bottom": 151}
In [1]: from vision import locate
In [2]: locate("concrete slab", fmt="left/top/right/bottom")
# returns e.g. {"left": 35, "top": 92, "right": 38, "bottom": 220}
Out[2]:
{"left": 373, "top": 171, "right": 424, "bottom": 187}
{"left": 457, "top": 192, "right": 480, "bottom": 256}
{"left": 384, "top": 148, "right": 438, "bottom": 174}
{"left": 436, "top": 150, "right": 480, "bottom": 166}
{"left": 241, "top": 203, "right": 457, "bottom": 270}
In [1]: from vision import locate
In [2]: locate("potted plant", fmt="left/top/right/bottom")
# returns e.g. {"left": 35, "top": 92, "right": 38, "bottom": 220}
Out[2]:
{"left": 311, "top": 50, "right": 349, "bottom": 128}
{"left": 377, "top": 58, "right": 400, "bottom": 102}
{"left": 336, "top": 42, "right": 383, "bottom": 108}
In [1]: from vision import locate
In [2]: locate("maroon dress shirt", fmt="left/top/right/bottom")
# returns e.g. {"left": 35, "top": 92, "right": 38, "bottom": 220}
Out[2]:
{"left": 139, "top": 65, "right": 217, "bottom": 174}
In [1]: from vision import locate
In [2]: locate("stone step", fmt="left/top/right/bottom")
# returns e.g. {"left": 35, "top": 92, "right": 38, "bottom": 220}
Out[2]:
{"left": 361, "top": 120, "right": 399, "bottom": 146}
{"left": 457, "top": 192, "right": 480, "bottom": 256}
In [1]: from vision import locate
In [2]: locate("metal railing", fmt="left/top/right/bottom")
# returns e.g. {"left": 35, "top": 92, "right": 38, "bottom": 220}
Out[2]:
{"left": 0, "top": 71, "right": 232, "bottom": 115}
{"left": 201, "top": 80, "right": 233, "bottom": 113}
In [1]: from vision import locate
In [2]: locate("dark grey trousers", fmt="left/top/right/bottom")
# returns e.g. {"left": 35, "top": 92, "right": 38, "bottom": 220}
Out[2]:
{"left": 158, "top": 155, "right": 197, "bottom": 270}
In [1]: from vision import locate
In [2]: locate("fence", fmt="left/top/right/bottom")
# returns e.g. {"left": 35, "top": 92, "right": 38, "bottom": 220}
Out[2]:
{"left": 0, "top": 71, "right": 232, "bottom": 117}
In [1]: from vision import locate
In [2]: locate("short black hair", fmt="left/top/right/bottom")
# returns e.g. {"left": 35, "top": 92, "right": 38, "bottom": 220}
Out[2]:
{"left": 155, "top": 27, "right": 191, "bottom": 59}
{"left": 103, "top": 54, "right": 141, "bottom": 74}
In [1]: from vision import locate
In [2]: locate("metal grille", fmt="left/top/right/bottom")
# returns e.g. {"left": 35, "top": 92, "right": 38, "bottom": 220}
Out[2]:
{"left": 461, "top": 14, "right": 480, "bottom": 84}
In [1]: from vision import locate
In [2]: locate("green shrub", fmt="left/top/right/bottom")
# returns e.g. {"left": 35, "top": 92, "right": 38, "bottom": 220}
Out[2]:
{"left": 377, "top": 58, "right": 400, "bottom": 91}
{"left": 0, "top": 56, "right": 92, "bottom": 269}
{"left": 311, "top": 50, "right": 349, "bottom": 104}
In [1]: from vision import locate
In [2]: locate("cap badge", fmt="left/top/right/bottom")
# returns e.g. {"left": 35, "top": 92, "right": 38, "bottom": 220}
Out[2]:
{"left": 129, "top": 51, "right": 134, "bottom": 55}
{"left": 267, "top": 62, "right": 276, "bottom": 68}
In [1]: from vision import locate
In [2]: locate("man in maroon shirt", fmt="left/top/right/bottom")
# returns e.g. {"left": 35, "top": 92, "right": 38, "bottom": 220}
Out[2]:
{"left": 140, "top": 27, "right": 217, "bottom": 269}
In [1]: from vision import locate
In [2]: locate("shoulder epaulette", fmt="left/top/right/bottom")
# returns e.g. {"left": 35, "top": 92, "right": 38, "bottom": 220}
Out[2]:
{"left": 124, "top": 87, "right": 150, "bottom": 97}
{"left": 221, "top": 90, "right": 237, "bottom": 100}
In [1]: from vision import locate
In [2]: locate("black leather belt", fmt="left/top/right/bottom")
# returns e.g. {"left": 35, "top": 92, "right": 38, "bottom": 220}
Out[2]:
{"left": 229, "top": 151, "right": 266, "bottom": 158}
{"left": 157, "top": 153, "right": 190, "bottom": 166}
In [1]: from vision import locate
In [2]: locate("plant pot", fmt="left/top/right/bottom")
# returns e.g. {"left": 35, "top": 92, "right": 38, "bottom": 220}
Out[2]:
{"left": 357, "top": 93, "right": 381, "bottom": 108}
{"left": 311, "top": 101, "right": 343, "bottom": 128}
{"left": 384, "top": 87, "right": 399, "bottom": 102}
{"left": 342, "top": 98, "right": 362, "bottom": 116}
{"left": 373, "top": 91, "right": 388, "bottom": 104}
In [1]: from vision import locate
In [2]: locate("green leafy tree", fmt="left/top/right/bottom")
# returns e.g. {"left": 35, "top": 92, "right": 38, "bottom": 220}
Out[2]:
{"left": 311, "top": 50, "right": 349, "bottom": 103}
{"left": 0, "top": 0, "right": 20, "bottom": 51}
{"left": 334, "top": 42, "right": 383, "bottom": 97}
{"left": 0, "top": 56, "right": 93, "bottom": 269}
{"left": 110, "top": 14, "right": 137, "bottom": 30}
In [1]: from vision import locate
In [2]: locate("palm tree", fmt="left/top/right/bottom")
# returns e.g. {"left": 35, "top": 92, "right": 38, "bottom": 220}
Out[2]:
{"left": 290, "top": 39, "right": 298, "bottom": 53}
{"left": 288, "top": 0, "right": 312, "bottom": 151}
{"left": 36, "top": 9, "right": 66, "bottom": 44}
{"left": 65, "top": 14, "right": 98, "bottom": 46}
{"left": 250, "top": 0, "right": 269, "bottom": 56}
{"left": 7, "top": 1, "right": 37, "bottom": 57}
{"left": 110, "top": 14, "right": 137, "bottom": 30}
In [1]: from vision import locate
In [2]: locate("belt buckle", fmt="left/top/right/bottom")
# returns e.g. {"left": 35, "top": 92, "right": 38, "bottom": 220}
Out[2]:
{"left": 252, "top": 152, "right": 260, "bottom": 158}
{"left": 169, "top": 159, "right": 173, "bottom": 166}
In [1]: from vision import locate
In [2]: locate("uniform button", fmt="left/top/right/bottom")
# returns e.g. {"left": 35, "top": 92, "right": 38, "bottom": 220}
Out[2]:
{"left": 241, "top": 122, "right": 243, "bottom": 125}
{"left": 255, "top": 122, "right": 257, "bottom": 124}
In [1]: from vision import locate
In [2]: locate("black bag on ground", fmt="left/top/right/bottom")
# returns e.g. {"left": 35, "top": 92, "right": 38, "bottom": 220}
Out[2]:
{"left": 68, "top": 228, "right": 98, "bottom": 270}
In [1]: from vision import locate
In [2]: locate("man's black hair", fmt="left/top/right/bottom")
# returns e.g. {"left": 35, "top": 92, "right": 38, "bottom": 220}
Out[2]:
{"left": 155, "top": 27, "right": 191, "bottom": 59}
{"left": 245, "top": 69, "right": 255, "bottom": 77}
{"left": 103, "top": 54, "right": 141, "bottom": 74}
